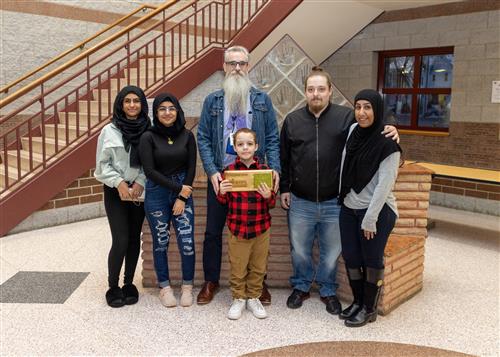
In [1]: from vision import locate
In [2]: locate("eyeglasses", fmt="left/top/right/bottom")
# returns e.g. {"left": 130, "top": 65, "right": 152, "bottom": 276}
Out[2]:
{"left": 225, "top": 61, "right": 248, "bottom": 68}
{"left": 158, "top": 106, "right": 177, "bottom": 113}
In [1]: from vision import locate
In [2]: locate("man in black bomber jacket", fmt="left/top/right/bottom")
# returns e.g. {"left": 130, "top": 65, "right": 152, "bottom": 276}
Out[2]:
{"left": 279, "top": 66, "right": 398, "bottom": 316}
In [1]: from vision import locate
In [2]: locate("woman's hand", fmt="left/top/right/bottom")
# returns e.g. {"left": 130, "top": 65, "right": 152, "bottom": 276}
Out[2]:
{"left": 130, "top": 182, "right": 144, "bottom": 199}
{"left": 363, "top": 229, "right": 375, "bottom": 240}
{"left": 173, "top": 199, "right": 185, "bottom": 215}
{"left": 117, "top": 181, "right": 131, "bottom": 200}
{"left": 219, "top": 179, "right": 233, "bottom": 195}
{"left": 257, "top": 182, "right": 271, "bottom": 199}
{"left": 180, "top": 185, "right": 193, "bottom": 198}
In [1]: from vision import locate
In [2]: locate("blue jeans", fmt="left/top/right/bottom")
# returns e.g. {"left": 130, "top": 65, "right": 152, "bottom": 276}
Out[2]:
{"left": 202, "top": 179, "right": 228, "bottom": 282}
{"left": 144, "top": 173, "right": 195, "bottom": 288}
{"left": 288, "top": 193, "right": 341, "bottom": 297}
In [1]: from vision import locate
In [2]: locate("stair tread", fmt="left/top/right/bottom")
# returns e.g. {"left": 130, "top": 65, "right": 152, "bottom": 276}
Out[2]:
{"left": 6, "top": 150, "right": 44, "bottom": 161}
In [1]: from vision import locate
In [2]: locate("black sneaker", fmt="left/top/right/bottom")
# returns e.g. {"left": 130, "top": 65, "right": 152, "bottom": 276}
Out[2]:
{"left": 320, "top": 295, "right": 342, "bottom": 315}
{"left": 286, "top": 289, "right": 310, "bottom": 309}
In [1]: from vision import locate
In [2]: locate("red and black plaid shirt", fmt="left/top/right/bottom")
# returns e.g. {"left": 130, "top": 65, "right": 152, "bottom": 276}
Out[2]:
{"left": 217, "top": 157, "right": 276, "bottom": 239}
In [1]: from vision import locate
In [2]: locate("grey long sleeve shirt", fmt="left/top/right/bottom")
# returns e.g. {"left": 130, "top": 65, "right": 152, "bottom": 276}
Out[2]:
{"left": 340, "top": 123, "right": 400, "bottom": 232}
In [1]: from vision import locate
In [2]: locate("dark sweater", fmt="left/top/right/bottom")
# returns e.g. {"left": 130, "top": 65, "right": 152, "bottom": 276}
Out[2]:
{"left": 280, "top": 103, "right": 354, "bottom": 202}
{"left": 139, "top": 129, "right": 197, "bottom": 194}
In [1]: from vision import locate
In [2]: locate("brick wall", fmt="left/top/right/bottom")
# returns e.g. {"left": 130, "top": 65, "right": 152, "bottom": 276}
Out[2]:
{"left": 400, "top": 122, "right": 500, "bottom": 170}
{"left": 321, "top": 8, "right": 500, "bottom": 170}
{"left": 141, "top": 163, "right": 432, "bottom": 315}
{"left": 38, "top": 169, "right": 103, "bottom": 211}
{"left": 432, "top": 176, "right": 500, "bottom": 201}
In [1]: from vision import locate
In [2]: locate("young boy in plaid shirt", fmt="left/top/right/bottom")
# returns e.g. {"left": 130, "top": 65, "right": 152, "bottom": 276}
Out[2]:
{"left": 217, "top": 128, "right": 275, "bottom": 320}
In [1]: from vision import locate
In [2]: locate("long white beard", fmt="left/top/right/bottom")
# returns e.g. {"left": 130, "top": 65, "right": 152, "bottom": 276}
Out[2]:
{"left": 223, "top": 73, "right": 252, "bottom": 115}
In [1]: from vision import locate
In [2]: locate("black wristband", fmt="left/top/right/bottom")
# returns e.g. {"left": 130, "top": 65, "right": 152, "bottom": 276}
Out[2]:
{"left": 177, "top": 195, "right": 188, "bottom": 203}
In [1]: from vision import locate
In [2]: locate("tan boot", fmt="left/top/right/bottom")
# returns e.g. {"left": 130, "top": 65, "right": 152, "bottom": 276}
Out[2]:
{"left": 180, "top": 284, "right": 193, "bottom": 307}
{"left": 159, "top": 286, "right": 176, "bottom": 307}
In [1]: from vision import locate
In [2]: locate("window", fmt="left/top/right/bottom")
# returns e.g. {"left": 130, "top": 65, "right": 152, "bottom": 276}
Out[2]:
{"left": 378, "top": 47, "right": 454, "bottom": 132}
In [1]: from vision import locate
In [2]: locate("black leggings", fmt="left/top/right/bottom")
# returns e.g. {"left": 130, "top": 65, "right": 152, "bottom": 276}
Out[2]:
{"left": 339, "top": 204, "right": 397, "bottom": 270}
{"left": 104, "top": 185, "right": 145, "bottom": 288}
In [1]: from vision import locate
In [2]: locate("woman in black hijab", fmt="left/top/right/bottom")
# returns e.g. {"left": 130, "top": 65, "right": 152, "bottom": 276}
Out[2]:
{"left": 338, "top": 89, "right": 402, "bottom": 327}
{"left": 139, "top": 93, "right": 197, "bottom": 308}
{"left": 95, "top": 85, "right": 150, "bottom": 308}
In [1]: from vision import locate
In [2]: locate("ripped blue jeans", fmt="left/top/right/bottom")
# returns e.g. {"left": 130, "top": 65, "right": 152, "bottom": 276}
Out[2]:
{"left": 144, "top": 173, "right": 195, "bottom": 288}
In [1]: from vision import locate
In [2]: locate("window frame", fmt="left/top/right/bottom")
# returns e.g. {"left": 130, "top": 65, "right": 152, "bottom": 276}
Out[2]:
{"left": 377, "top": 46, "right": 454, "bottom": 132}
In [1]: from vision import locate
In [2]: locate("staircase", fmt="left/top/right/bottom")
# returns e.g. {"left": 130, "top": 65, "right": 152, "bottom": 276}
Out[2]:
{"left": 0, "top": 0, "right": 303, "bottom": 236}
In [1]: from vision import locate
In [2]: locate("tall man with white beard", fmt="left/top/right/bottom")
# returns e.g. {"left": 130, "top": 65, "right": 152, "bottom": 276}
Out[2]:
{"left": 197, "top": 46, "right": 281, "bottom": 305}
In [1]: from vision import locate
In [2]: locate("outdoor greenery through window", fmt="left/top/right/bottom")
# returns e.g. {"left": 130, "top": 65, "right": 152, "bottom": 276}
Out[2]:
{"left": 378, "top": 47, "right": 454, "bottom": 132}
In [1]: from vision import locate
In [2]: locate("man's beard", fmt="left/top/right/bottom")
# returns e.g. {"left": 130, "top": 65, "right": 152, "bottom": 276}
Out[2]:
{"left": 223, "top": 72, "right": 252, "bottom": 115}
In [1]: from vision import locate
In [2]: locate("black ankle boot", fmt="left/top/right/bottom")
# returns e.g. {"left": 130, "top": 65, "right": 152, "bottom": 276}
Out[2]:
{"left": 345, "top": 267, "right": 384, "bottom": 328}
{"left": 339, "top": 267, "right": 363, "bottom": 320}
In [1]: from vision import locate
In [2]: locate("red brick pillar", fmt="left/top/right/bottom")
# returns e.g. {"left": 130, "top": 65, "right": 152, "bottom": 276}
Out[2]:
{"left": 141, "top": 164, "right": 433, "bottom": 315}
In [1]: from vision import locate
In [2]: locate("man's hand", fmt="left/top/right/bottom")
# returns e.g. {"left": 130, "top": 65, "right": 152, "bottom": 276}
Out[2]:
{"left": 280, "top": 192, "right": 291, "bottom": 209}
{"left": 210, "top": 172, "right": 222, "bottom": 195}
{"left": 382, "top": 125, "right": 399, "bottom": 143}
{"left": 272, "top": 170, "right": 280, "bottom": 193}
{"left": 257, "top": 182, "right": 271, "bottom": 199}
{"left": 219, "top": 179, "right": 233, "bottom": 195}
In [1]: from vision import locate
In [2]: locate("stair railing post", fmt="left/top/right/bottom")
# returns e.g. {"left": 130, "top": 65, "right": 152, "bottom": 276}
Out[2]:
{"left": 193, "top": 1, "right": 198, "bottom": 59}
{"left": 40, "top": 84, "right": 46, "bottom": 168}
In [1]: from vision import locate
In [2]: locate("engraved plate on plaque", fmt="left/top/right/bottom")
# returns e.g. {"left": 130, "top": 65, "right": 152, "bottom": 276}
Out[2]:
{"left": 224, "top": 170, "right": 273, "bottom": 192}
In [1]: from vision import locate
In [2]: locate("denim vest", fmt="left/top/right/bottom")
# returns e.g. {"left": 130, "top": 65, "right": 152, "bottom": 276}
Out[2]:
{"left": 197, "top": 87, "right": 280, "bottom": 177}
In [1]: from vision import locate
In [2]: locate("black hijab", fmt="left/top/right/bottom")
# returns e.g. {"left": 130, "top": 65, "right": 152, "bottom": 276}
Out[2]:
{"left": 150, "top": 92, "right": 186, "bottom": 138}
{"left": 111, "top": 85, "right": 150, "bottom": 167}
{"left": 339, "top": 89, "right": 401, "bottom": 203}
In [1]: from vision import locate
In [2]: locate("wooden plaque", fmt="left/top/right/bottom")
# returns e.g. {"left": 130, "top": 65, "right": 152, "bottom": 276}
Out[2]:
{"left": 224, "top": 169, "right": 273, "bottom": 192}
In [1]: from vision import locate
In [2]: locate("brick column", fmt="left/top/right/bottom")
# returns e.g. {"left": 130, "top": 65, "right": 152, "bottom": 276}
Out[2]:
{"left": 141, "top": 164, "right": 433, "bottom": 315}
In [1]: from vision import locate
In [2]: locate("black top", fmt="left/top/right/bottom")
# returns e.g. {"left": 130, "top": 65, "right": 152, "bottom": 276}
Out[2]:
{"left": 280, "top": 103, "right": 354, "bottom": 202}
{"left": 139, "top": 129, "right": 197, "bottom": 194}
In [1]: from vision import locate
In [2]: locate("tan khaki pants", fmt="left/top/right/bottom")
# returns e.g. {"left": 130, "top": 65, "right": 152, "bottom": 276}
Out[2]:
{"left": 227, "top": 229, "right": 270, "bottom": 299}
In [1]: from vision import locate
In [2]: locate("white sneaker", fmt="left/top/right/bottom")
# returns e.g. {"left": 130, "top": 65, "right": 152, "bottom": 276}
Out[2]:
{"left": 247, "top": 298, "right": 268, "bottom": 319}
{"left": 180, "top": 284, "right": 193, "bottom": 307}
{"left": 227, "top": 298, "right": 247, "bottom": 320}
{"left": 159, "top": 286, "right": 176, "bottom": 307}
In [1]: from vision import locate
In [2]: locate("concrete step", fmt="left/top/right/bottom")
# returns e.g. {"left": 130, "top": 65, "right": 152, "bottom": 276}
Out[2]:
{"left": 21, "top": 137, "right": 67, "bottom": 156}
{"left": 1, "top": 150, "right": 43, "bottom": 172}
{"left": 92, "top": 89, "right": 118, "bottom": 102}
{"left": 77, "top": 100, "right": 111, "bottom": 115}
{"left": 58, "top": 112, "right": 102, "bottom": 127}
{"left": 124, "top": 67, "right": 168, "bottom": 80}
{"left": 0, "top": 165, "right": 28, "bottom": 189}
{"left": 43, "top": 124, "right": 86, "bottom": 141}
{"left": 110, "top": 77, "right": 147, "bottom": 91}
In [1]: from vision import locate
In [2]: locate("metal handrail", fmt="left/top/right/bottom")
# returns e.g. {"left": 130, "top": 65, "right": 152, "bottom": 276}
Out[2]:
{"left": 0, "top": 4, "right": 158, "bottom": 95}
{"left": 0, "top": 0, "right": 269, "bottom": 195}
{"left": 0, "top": 0, "right": 176, "bottom": 109}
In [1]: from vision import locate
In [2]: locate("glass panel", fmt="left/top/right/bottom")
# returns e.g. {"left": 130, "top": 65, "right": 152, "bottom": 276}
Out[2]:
{"left": 418, "top": 94, "right": 451, "bottom": 128}
{"left": 420, "top": 54, "right": 454, "bottom": 88}
{"left": 384, "top": 94, "right": 412, "bottom": 126}
{"left": 384, "top": 56, "right": 414, "bottom": 88}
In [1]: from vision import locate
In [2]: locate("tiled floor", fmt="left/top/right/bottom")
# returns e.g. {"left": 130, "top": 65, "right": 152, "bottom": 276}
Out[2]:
{"left": 0, "top": 206, "right": 498, "bottom": 356}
